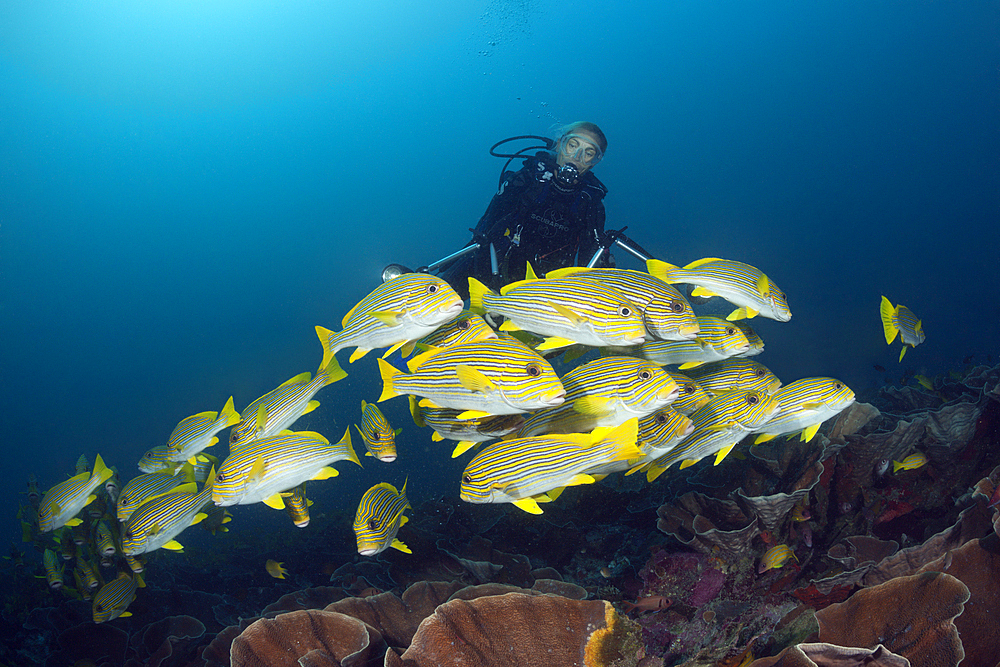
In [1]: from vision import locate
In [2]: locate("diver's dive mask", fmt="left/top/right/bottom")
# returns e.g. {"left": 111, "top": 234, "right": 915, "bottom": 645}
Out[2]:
{"left": 555, "top": 133, "right": 603, "bottom": 169}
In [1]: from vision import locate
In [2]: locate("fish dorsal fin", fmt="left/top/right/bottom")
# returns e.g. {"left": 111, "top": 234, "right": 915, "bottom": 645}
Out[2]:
{"left": 545, "top": 267, "right": 585, "bottom": 279}
{"left": 279, "top": 372, "right": 311, "bottom": 388}
{"left": 341, "top": 302, "right": 361, "bottom": 328}
{"left": 683, "top": 257, "right": 723, "bottom": 270}
{"left": 512, "top": 497, "right": 544, "bottom": 514}
{"left": 262, "top": 494, "right": 285, "bottom": 510}
{"left": 456, "top": 365, "right": 496, "bottom": 393}
{"left": 549, "top": 302, "right": 587, "bottom": 326}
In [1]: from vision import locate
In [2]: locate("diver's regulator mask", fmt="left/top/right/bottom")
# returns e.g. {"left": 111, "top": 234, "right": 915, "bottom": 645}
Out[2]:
{"left": 554, "top": 133, "right": 603, "bottom": 186}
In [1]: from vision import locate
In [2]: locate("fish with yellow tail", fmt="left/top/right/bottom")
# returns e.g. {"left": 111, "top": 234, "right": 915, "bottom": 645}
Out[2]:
{"left": 752, "top": 377, "right": 855, "bottom": 444}
{"left": 282, "top": 484, "right": 312, "bottom": 528}
{"left": 893, "top": 452, "right": 928, "bottom": 473}
{"left": 92, "top": 571, "right": 144, "bottom": 623}
{"left": 544, "top": 266, "right": 700, "bottom": 341}
{"left": 514, "top": 357, "right": 680, "bottom": 438}
{"left": 213, "top": 429, "right": 361, "bottom": 508}
{"left": 607, "top": 316, "right": 751, "bottom": 369}
{"left": 356, "top": 400, "right": 399, "bottom": 462}
{"left": 122, "top": 470, "right": 217, "bottom": 555}
{"left": 229, "top": 358, "right": 347, "bottom": 449}
{"left": 758, "top": 544, "right": 798, "bottom": 573}
{"left": 647, "top": 257, "right": 792, "bottom": 322}
{"left": 265, "top": 559, "right": 287, "bottom": 579}
{"left": 165, "top": 397, "right": 241, "bottom": 465}
{"left": 468, "top": 275, "right": 646, "bottom": 350}
{"left": 117, "top": 466, "right": 197, "bottom": 522}
{"left": 683, "top": 358, "right": 783, "bottom": 397}
{"left": 641, "top": 390, "right": 779, "bottom": 481}
{"left": 880, "top": 296, "right": 925, "bottom": 361}
{"left": 38, "top": 454, "right": 114, "bottom": 533}
{"left": 416, "top": 310, "right": 497, "bottom": 349}
{"left": 316, "top": 273, "right": 464, "bottom": 365}
{"left": 410, "top": 397, "right": 525, "bottom": 458}
{"left": 377, "top": 338, "right": 565, "bottom": 417}
{"left": 460, "top": 419, "right": 642, "bottom": 514}
{"left": 354, "top": 479, "right": 412, "bottom": 556}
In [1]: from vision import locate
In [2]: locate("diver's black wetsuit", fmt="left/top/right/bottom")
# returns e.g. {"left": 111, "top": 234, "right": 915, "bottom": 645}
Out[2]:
{"left": 441, "top": 151, "right": 610, "bottom": 298}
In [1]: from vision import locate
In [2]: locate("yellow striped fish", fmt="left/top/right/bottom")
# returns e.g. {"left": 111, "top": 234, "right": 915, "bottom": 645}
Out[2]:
{"left": 752, "top": 377, "right": 856, "bottom": 444}
{"left": 138, "top": 447, "right": 216, "bottom": 481}
{"left": 92, "top": 571, "right": 144, "bottom": 623}
{"left": 684, "top": 358, "right": 783, "bottom": 396}
{"left": 282, "top": 484, "right": 312, "bottom": 528}
{"left": 122, "top": 476, "right": 215, "bottom": 555}
{"left": 590, "top": 408, "right": 694, "bottom": 478}
{"left": 893, "top": 452, "right": 929, "bottom": 473}
{"left": 515, "top": 357, "right": 680, "bottom": 437}
{"left": 377, "top": 338, "right": 565, "bottom": 417}
{"left": 354, "top": 479, "right": 412, "bottom": 556}
{"left": 38, "top": 454, "right": 114, "bottom": 533}
{"left": 733, "top": 321, "right": 765, "bottom": 357}
{"left": 460, "top": 419, "right": 642, "bottom": 514}
{"left": 468, "top": 275, "right": 646, "bottom": 350}
{"left": 199, "top": 505, "right": 233, "bottom": 535}
{"left": 410, "top": 397, "right": 525, "bottom": 458}
{"left": 647, "top": 257, "right": 792, "bottom": 322}
{"left": 608, "top": 316, "right": 750, "bottom": 369}
{"left": 166, "top": 397, "right": 242, "bottom": 465}
{"left": 75, "top": 556, "right": 100, "bottom": 591}
{"left": 213, "top": 429, "right": 360, "bottom": 508}
{"left": 229, "top": 358, "right": 347, "bottom": 449}
{"left": 43, "top": 548, "right": 63, "bottom": 590}
{"left": 665, "top": 371, "right": 713, "bottom": 416}
{"left": 117, "top": 467, "right": 197, "bottom": 522}
{"left": 356, "top": 400, "right": 399, "bottom": 462}
{"left": 880, "top": 296, "right": 925, "bottom": 361}
{"left": 316, "top": 273, "right": 464, "bottom": 365}
{"left": 95, "top": 521, "right": 117, "bottom": 557}
{"left": 643, "top": 390, "right": 779, "bottom": 481}
{"left": 73, "top": 567, "right": 93, "bottom": 600}
{"left": 124, "top": 554, "right": 145, "bottom": 574}
{"left": 417, "top": 310, "right": 497, "bottom": 349}
{"left": 759, "top": 544, "right": 797, "bottom": 573}
{"left": 545, "top": 267, "right": 700, "bottom": 341}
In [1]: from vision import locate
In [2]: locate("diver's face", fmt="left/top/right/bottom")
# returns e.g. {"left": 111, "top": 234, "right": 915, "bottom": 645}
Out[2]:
{"left": 555, "top": 131, "right": 603, "bottom": 174}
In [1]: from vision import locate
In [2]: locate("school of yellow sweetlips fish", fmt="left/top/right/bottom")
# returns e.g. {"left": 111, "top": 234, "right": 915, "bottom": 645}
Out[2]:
{"left": 19, "top": 256, "right": 927, "bottom": 623}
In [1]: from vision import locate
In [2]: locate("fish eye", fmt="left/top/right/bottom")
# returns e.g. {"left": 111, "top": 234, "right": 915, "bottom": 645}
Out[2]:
{"left": 755, "top": 369, "right": 765, "bottom": 377}
{"left": 525, "top": 363, "right": 542, "bottom": 377}
{"left": 746, "top": 394, "right": 759, "bottom": 405}
{"left": 216, "top": 473, "right": 226, "bottom": 482}
{"left": 368, "top": 519, "right": 381, "bottom": 531}
{"left": 463, "top": 475, "right": 472, "bottom": 484}
{"left": 726, "top": 327, "right": 736, "bottom": 335}
{"left": 639, "top": 370, "right": 651, "bottom": 381}
{"left": 655, "top": 413, "right": 667, "bottom": 424}
{"left": 835, "top": 383, "right": 843, "bottom": 389}
{"left": 684, "top": 385, "right": 695, "bottom": 394}
{"left": 458, "top": 319, "right": 470, "bottom": 330}
{"left": 619, "top": 306, "right": 632, "bottom": 317}
{"left": 428, "top": 284, "right": 438, "bottom": 294}
{"left": 670, "top": 300, "right": 684, "bottom": 314}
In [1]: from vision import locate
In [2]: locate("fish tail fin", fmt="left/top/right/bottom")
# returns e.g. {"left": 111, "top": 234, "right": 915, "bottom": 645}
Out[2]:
{"left": 401, "top": 476, "right": 410, "bottom": 509}
{"left": 338, "top": 428, "right": 361, "bottom": 467}
{"left": 315, "top": 326, "right": 337, "bottom": 371}
{"left": 892, "top": 460, "right": 903, "bottom": 473}
{"left": 467, "top": 278, "right": 493, "bottom": 314}
{"left": 220, "top": 396, "right": 241, "bottom": 427}
{"left": 646, "top": 259, "right": 681, "bottom": 282}
{"left": 879, "top": 296, "right": 899, "bottom": 345}
{"left": 320, "top": 352, "right": 348, "bottom": 385}
{"left": 92, "top": 454, "right": 113, "bottom": 485}
{"left": 376, "top": 358, "right": 403, "bottom": 402}
{"left": 408, "top": 395, "right": 426, "bottom": 428}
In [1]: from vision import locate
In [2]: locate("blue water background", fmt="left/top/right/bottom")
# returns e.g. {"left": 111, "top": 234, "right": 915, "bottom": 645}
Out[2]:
{"left": 2, "top": 1, "right": 998, "bottom": 550}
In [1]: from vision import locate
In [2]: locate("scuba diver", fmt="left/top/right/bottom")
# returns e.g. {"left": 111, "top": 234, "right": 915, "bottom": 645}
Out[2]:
{"left": 384, "top": 122, "right": 612, "bottom": 298}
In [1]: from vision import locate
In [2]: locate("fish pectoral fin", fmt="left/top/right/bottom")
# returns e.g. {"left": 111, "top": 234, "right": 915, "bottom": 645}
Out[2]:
{"left": 756, "top": 274, "right": 770, "bottom": 297}
{"left": 255, "top": 403, "right": 269, "bottom": 433}
{"left": 399, "top": 515, "right": 409, "bottom": 526}
{"left": 85, "top": 494, "right": 97, "bottom": 506}
{"left": 418, "top": 398, "right": 441, "bottom": 409}
{"left": 430, "top": 431, "right": 443, "bottom": 442}
{"left": 677, "top": 361, "right": 704, "bottom": 370}
{"left": 566, "top": 473, "right": 596, "bottom": 486}
{"left": 390, "top": 539, "right": 412, "bottom": 554}
{"left": 312, "top": 466, "right": 339, "bottom": 480}
{"left": 302, "top": 400, "right": 320, "bottom": 415}
{"left": 65, "top": 517, "right": 82, "bottom": 527}
{"left": 456, "top": 409, "right": 492, "bottom": 420}
{"left": 713, "top": 445, "right": 737, "bottom": 465}
{"left": 119, "top": 611, "right": 133, "bottom": 618}
{"left": 161, "top": 540, "right": 184, "bottom": 551}
{"left": 689, "top": 286, "right": 717, "bottom": 298}
{"left": 247, "top": 455, "right": 268, "bottom": 485}
{"left": 511, "top": 497, "right": 544, "bottom": 514}
{"left": 401, "top": 340, "right": 417, "bottom": 357}
{"left": 536, "top": 336, "right": 576, "bottom": 351}
{"left": 573, "top": 396, "right": 613, "bottom": 417}
{"left": 801, "top": 423, "right": 822, "bottom": 442}
{"left": 368, "top": 310, "right": 405, "bottom": 327}
{"left": 456, "top": 364, "right": 496, "bottom": 393}
{"left": 190, "top": 512, "right": 208, "bottom": 526}
{"left": 451, "top": 441, "right": 477, "bottom": 458}
{"left": 549, "top": 302, "right": 587, "bottom": 326}
{"left": 262, "top": 494, "right": 286, "bottom": 510}
{"left": 498, "top": 319, "right": 521, "bottom": 332}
